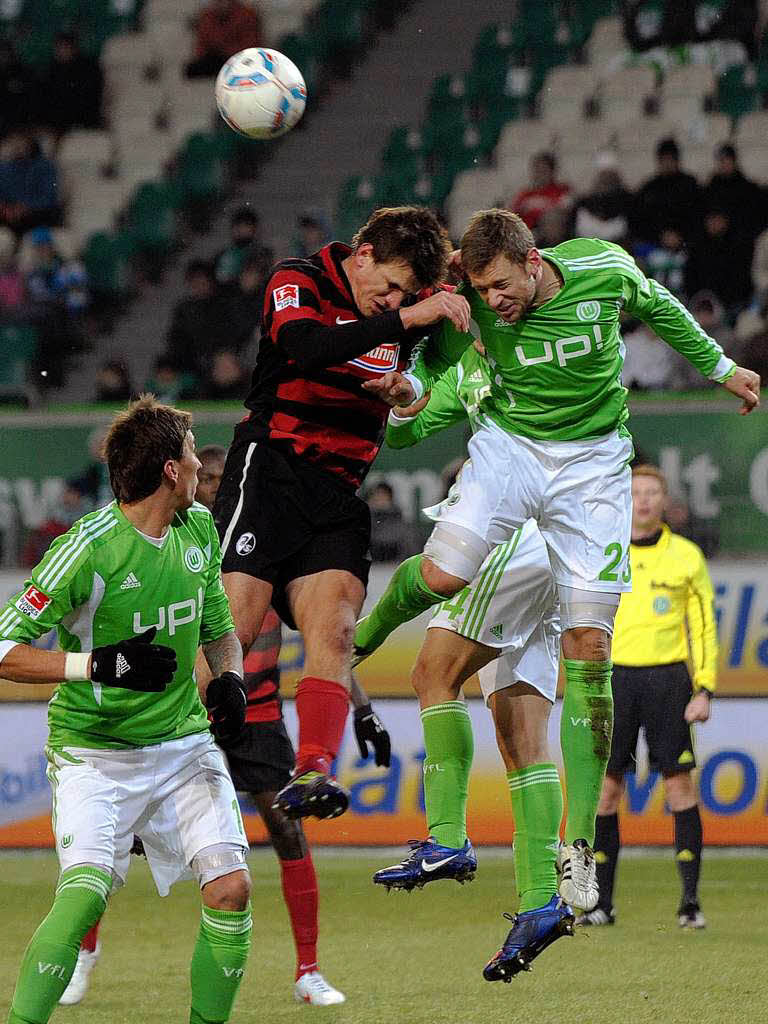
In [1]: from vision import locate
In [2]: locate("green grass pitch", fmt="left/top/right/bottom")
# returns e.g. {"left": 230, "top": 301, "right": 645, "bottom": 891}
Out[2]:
{"left": 0, "top": 851, "right": 763, "bottom": 1024}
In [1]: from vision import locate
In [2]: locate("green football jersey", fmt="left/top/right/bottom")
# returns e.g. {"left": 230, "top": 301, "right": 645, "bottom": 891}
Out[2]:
{"left": 406, "top": 238, "right": 735, "bottom": 442}
{"left": 386, "top": 345, "right": 492, "bottom": 450}
{"left": 0, "top": 501, "right": 234, "bottom": 750}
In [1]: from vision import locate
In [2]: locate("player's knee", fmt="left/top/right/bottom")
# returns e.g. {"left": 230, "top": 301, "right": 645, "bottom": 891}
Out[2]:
{"left": 410, "top": 649, "right": 462, "bottom": 702}
{"left": 421, "top": 558, "right": 467, "bottom": 598}
{"left": 422, "top": 523, "right": 490, "bottom": 591}
{"left": 203, "top": 868, "right": 251, "bottom": 911}
{"left": 663, "top": 770, "right": 696, "bottom": 810}
{"left": 563, "top": 626, "right": 612, "bottom": 662}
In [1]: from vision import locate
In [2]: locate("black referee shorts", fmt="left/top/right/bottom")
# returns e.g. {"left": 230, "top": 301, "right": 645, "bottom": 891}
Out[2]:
{"left": 213, "top": 426, "right": 371, "bottom": 627}
{"left": 607, "top": 662, "right": 696, "bottom": 777}
{"left": 222, "top": 719, "right": 296, "bottom": 795}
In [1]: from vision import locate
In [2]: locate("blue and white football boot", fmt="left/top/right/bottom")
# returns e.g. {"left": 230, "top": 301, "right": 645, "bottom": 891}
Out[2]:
{"left": 373, "top": 837, "right": 477, "bottom": 892}
{"left": 483, "top": 895, "right": 575, "bottom": 981}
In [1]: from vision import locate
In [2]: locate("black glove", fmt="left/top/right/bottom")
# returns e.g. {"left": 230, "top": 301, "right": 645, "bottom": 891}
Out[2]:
{"left": 130, "top": 835, "right": 146, "bottom": 858}
{"left": 353, "top": 703, "right": 391, "bottom": 767}
{"left": 205, "top": 672, "right": 247, "bottom": 744}
{"left": 90, "top": 627, "right": 177, "bottom": 692}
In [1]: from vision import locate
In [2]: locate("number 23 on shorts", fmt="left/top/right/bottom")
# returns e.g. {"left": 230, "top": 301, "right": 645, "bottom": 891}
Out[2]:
{"left": 598, "top": 542, "right": 631, "bottom": 583}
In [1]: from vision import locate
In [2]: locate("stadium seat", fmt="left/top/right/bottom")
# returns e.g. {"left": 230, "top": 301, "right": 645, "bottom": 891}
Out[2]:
{"left": 83, "top": 230, "right": 136, "bottom": 299}
{"left": 718, "top": 64, "right": 757, "bottom": 118}
{"left": 58, "top": 130, "right": 113, "bottom": 171}
{"left": 446, "top": 167, "right": 505, "bottom": 238}
{"left": 734, "top": 110, "right": 768, "bottom": 146}
{"left": 735, "top": 144, "right": 768, "bottom": 184}
{"left": 336, "top": 175, "right": 378, "bottom": 241}
{"left": 496, "top": 118, "right": 556, "bottom": 169}
{"left": 661, "top": 64, "right": 716, "bottom": 104}
{"left": 554, "top": 120, "right": 616, "bottom": 158}
{"left": 539, "top": 66, "right": 596, "bottom": 125}
{"left": 585, "top": 16, "right": 625, "bottom": 66}
{"left": 599, "top": 65, "right": 657, "bottom": 123}
{"left": 0, "top": 324, "right": 38, "bottom": 403}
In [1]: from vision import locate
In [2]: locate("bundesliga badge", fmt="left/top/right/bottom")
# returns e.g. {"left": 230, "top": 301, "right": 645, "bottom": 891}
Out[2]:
{"left": 16, "top": 584, "right": 52, "bottom": 620}
{"left": 273, "top": 283, "right": 299, "bottom": 311}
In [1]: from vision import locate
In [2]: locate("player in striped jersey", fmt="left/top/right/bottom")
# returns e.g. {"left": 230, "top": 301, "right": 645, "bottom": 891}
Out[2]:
{"left": 213, "top": 206, "right": 468, "bottom": 822}
{"left": 0, "top": 398, "right": 251, "bottom": 1024}
{"left": 355, "top": 211, "right": 760, "bottom": 923}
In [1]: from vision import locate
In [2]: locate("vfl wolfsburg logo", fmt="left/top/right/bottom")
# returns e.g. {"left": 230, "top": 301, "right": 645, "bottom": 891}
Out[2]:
{"left": 576, "top": 300, "right": 600, "bottom": 322}
{"left": 61, "top": 834, "right": 73, "bottom": 848}
{"left": 184, "top": 546, "right": 204, "bottom": 572}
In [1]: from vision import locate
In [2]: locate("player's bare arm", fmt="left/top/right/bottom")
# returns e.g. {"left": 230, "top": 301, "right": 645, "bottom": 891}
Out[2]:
{"left": 398, "top": 289, "right": 471, "bottom": 333}
{"left": 200, "top": 630, "right": 247, "bottom": 743}
{"left": 721, "top": 365, "right": 760, "bottom": 414}
{"left": 200, "top": 630, "right": 244, "bottom": 699}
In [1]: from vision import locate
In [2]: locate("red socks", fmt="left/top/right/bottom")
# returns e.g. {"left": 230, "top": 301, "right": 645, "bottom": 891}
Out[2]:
{"left": 280, "top": 854, "right": 319, "bottom": 980}
{"left": 81, "top": 921, "right": 100, "bottom": 953}
{"left": 294, "top": 676, "right": 349, "bottom": 775}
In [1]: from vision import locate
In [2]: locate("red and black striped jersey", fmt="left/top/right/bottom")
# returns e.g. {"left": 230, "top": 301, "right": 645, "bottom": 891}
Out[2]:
{"left": 243, "top": 242, "right": 415, "bottom": 489}
{"left": 242, "top": 606, "right": 282, "bottom": 723}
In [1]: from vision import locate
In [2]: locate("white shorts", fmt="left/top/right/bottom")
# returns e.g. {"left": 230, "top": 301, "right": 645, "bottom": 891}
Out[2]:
{"left": 425, "top": 419, "right": 633, "bottom": 594}
{"left": 47, "top": 731, "right": 248, "bottom": 896}
{"left": 428, "top": 521, "right": 560, "bottom": 704}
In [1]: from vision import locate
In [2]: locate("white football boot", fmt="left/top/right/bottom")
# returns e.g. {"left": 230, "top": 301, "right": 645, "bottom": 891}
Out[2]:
{"left": 59, "top": 942, "right": 101, "bottom": 1005}
{"left": 557, "top": 839, "right": 599, "bottom": 912}
{"left": 294, "top": 971, "right": 346, "bottom": 1006}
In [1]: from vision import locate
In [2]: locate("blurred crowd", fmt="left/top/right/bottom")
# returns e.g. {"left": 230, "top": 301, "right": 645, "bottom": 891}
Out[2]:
{"left": 507, "top": 136, "right": 768, "bottom": 389}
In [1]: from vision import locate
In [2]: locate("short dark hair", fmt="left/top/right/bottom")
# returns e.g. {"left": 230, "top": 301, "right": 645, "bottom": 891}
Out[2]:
{"left": 104, "top": 395, "right": 192, "bottom": 504}
{"left": 716, "top": 142, "right": 736, "bottom": 161}
{"left": 231, "top": 206, "right": 258, "bottom": 227}
{"left": 460, "top": 208, "right": 535, "bottom": 274}
{"left": 351, "top": 206, "right": 451, "bottom": 290}
{"left": 185, "top": 259, "right": 214, "bottom": 281}
{"left": 656, "top": 137, "right": 680, "bottom": 160}
{"left": 534, "top": 151, "right": 556, "bottom": 172}
{"left": 198, "top": 444, "right": 227, "bottom": 464}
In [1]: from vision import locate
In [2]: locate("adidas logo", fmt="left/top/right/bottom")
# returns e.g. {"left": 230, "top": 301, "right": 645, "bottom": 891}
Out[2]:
{"left": 467, "top": 369, "right": 484, "bottom": 383}
{"left": 489, "top": 623, "right": 503, "bottom": 640}
{"left": 115, "top": 653, "right": 130, "bottom": 678}
{"left": 120, "top": 572, "right": 141, "bottom": 590}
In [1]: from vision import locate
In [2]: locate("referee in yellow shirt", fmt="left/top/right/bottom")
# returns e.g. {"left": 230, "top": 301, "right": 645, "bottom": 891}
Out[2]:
{"left": 579, "top": 464, "right": 716, "bottom": 930}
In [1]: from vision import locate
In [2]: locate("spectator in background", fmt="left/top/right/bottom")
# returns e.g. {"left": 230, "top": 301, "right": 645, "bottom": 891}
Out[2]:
{"left": 224, "top": 253, "right": 269, "bottom": 349}
{"left": 94, "top": 359, "right": 132, "bottom": 403}
{"left": 633, "top": 137, "right": 702, "bottom": 245}
{"left": 0, "top": 40, "right": 37, "bottom": 134}
{"left": 214, "top": 206, "right": 273, "bottom": 285}
{"left": 636, "top": 226, "right": 688, "bottom": 300}
{"left": 667, "top": 292, "right": 732, "bottom": 390}
{"left": 186, "top": 0, "right": 263, "bottom": 78}
{"left": 507, "top": 151, "right": 572, "bottom": 231}
{"left": 144, "top": 355, "right": 199, "bottom": 403}
{"left": 21, "top": 483, "right": 89, "bottom": 567}
{"left": 0, "top": 226, "right": 24, "bottom": 314}
{"left": 685, "top": 208, "right": 754, "bottom": 320}
{"left": 621, "top": 319, "right": 680, "bottom": 390}
{"left": 704, "top": 143, "right": 766, "bottom": 240}
{"left": 38, "top": 31, "right": 104, "bottom": 136}
{"left": 0, "top": 130, "right": 60, "bottom": 234}
{"left": 570, "top": 156, "right": 633, "bottom": 245}
{"left": 665, "top": 493, "right": 720, "bottom": 559}
{"left": 205, "top": 349, "right": 249, "bottom": 400}
{"left": 293, "top": 208, "right": 333, "bottom": 259}
{"left": 68, "top": 426, "right": 112, "bottom": 508}
{"left": 24, "top": 227, "right": 89, "bottom": 319}
{"left": 164, "top": 259, "right": 231, "bottom": 377}
{"left": 365, "top": 481, "right": 419, "bottom": 563}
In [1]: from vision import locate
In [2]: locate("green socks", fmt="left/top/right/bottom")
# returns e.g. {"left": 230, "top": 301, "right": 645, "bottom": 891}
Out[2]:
{"left": 561, "top": 658, "right": 614, "bottom": 846}
{"left": 354, "top": 554, "right": 445, "bottom": 657}
{"left": 421, "top": 701, "right": 474, "bottom": 849}
{"left": 190, "top": 904, "right": 252, "bottom": 1024}
{"left": 507, "top": 764, "right": 563, "bottom": 912}
{"left": 8, "top": 866, "right": 110, "bottom": 1024}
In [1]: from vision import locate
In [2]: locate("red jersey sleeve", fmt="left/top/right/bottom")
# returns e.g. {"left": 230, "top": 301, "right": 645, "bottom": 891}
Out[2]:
{"left": 264, "top": 267, "right": 325, "bottom": 341}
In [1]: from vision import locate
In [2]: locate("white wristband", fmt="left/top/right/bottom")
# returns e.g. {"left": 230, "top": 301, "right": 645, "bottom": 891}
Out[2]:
{"left": 64, "top": 652, "right": 91, "bottom": 681}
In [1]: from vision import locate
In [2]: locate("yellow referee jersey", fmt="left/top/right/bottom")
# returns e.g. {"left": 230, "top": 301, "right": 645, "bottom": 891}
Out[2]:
{"left": 612, "top": 524, "right": 717, "bottom": 692}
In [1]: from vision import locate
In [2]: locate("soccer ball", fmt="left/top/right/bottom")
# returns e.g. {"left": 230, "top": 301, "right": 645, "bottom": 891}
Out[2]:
{"left": 215, "top": 48, "right": 307, "bottom": 140}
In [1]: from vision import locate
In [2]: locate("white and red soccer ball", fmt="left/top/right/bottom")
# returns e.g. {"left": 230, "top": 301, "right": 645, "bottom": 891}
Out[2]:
{"left": 215, "top": 48, "right": 307, "bottom": 140}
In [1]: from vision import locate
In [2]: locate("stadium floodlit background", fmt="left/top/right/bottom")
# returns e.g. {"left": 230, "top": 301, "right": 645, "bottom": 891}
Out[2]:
{"left": 0, "top": 1, "right": 767, "bottom": 1020}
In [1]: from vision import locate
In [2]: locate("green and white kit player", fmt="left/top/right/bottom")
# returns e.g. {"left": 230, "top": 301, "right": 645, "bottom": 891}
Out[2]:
{"left": 0, "top": 398, "right": 252, "bottom": 1024}
{"left": 358, "top": 212, "right": 760, "bottom": 949}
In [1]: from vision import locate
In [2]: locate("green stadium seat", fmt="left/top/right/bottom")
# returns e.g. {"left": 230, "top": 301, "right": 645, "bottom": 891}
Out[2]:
{"left": 336, "top": 175, "right": 378, "bottom": 242}
{"left": 278, "top": 33, "right": 319, "bottom": 100}
{"left": 718, "top": 64, "right": 757, "bottom": 118}
{"left": 83, "top": 230, "right": 135, "bottom": 299}
{"left": 0, "top": 324, "right": 38, "bottom": 403}
{"left": 125, "top": 181, "right": 179, "bottom": 252}
{"left": 173, "top": 133, "right": 224, "bottom": 202}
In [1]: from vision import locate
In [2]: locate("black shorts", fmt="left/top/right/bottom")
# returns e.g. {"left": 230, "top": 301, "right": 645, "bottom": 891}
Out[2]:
{"left": 214, "top": 427, "right": 371, "bottom": 627}
{"left": 607, "top": 662, "right": 696, "bottom": 777}
{"left": 222, "top": 719, "right": 295, "bottom": 795}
